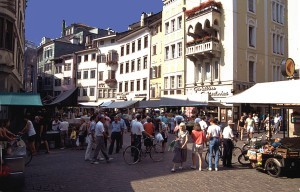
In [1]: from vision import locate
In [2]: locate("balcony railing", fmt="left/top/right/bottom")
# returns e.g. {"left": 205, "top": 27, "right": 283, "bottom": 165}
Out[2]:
{"left": 186, "top": 41, "right": 220, "bottom": 56}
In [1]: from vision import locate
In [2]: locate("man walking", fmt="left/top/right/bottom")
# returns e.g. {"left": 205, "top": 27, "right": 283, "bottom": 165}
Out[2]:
{"left": 108, "top": 116, "right": 123, "bottom": 155}
{"left": 91, "top": 115, "right": 112, "bottom": 164}
{"left": 245, "top": 113, "right": 255, "bottom": 140}
{"left": 222, "top": 120, "right": 237, "bottom": 168}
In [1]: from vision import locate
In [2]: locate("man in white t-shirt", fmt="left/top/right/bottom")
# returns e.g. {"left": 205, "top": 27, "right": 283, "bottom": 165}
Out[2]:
{"left": 245, "top": 114, "right": 255, "bottom": 140}
{"left": 59, "top": 115, "right": 69, "bottom": 149}
{"left": 206, "top": 118, "right": 222, "bottom": 171}
{"left": 52, "top": 116, "right": 61, "bottom": 131}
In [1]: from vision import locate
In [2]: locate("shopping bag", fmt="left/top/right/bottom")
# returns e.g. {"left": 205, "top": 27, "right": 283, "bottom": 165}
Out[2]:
{"left": 155, "top": 133, "right": 164, "bottom": 142}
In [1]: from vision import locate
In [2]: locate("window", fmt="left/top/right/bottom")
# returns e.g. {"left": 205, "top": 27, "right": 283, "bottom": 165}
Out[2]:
{"left": 126, "top": 44, "right": 130, "bottom": 55}
{"left": 99, "top": 71, "right": 103, "bottom": 81}
{"left": 272, "top": 2, "right": 284, "bottom": 24}
{"left": 83, "top": 88, "right": 88, "bottom": 96}
{"left": 118, "top": 82, "right": 122, "bottom": 92}
{"left": 125, "top": 62, "right": 129, "bottom": 73}
{"left": 121, "top": 46, "right": 124, "bottom": 56}
{"left": 165, "top": 22, "right": 169, "bottom": 34}
{"left": 153, "top": 45, "right": 157, "bottom": 55}
{"left": 64, "top": 63, "right": 71, "bottom": 71}
{"left": 132, "top": 41, "right": 135, "bottom": 53}
{"left": 143, "top": 56, "right": 147, "bottom": 69}
{"left": 130, "top": 81, "right": 134, "bottom": 91}
{"left": 77, "top": 71, "right": 81, "bottom": 79}
{"left": 91, "top": 53, "right": 96, "bottom": 60}
{"left": 120, "top": 63, "right": 124, "bottom": 74}
{"left": 171, "top": 44, "right": 175, "bottom": 58}
{"left": 165, "top": 47, "right": 169, "bottom": 60}
{"left": 249, "top": 61, "right": 254, "bottom": 82}
{"left": 214, "top": 61, "right": 219, "bottom": 79}
{"left": 143, "top": 79, "right": 147, "bottom": 90}
{"left": 171, "top": 76, "right": 175, "bottom": 88}
{"left": 273, "top": 34, "right": 276, "bottom": 53}
{"left": 137, "top": 58, "right": 141, "bottom": 71}
{"left": 177, "top": 42, "right": 182, "bottom": 57}
{"left": 55, "top": 66, "right": 62, "bottom": 73}
{"left": 84, "top": 55, "right": 88, "bottom": 62}
{"left": 90, "top": 87, "right": 95, "bottom": 96}
{"left": 77, "top": 56, "right": 82, "bottom": 63}
{"left": 125, "top": 81, "right": 128, "bottom": 92}
{"left": 144, "top": 36, "right": 148, "bottom": 48}
{"left": 108, "top": 70, "right": 116, "bottom": 79}
{"left": 111, "top": 39, "right": 115, "bottom": 43}
{"left": 248, "top": 0, "right": 255, "bottom": 13}
{"left": 205, "top": 62, "right": 211, "bottom": 80}
{"left": 90, "top": 70, "right": 95, "bottom": 78}
{"left": 54, "top": 79, "right": 61, "bottom": 86}
{"left": 99, "top": 40, "right": 104, "bottom": 45}
{"left": 0, "top": 19, "right": 14, "bottom": 51}
{"left": 164, "top": 77, "right": 168, "bottom": 89}
{"left": 63, "top": 77, "right": 71, "bottom": 85}
{"left": 171, "top": 19, "right": 175, "bottom": 32}
{"left": 44, "top": 63, "right": 52, "bottom": 71}
{"left": 249, "top": 25, "right": 255, "bottom": 47}
{"left": 137, "top": 80, "right": 140, "bottom": 91}
{"left": 177, "top": 16, "right": 182, "bottom": 29}
{"left": 83, "top": 71, "right": 88, "bottom": 79}
{"left": 138, "top": 39, "right": 141, "bottom": 50}
{"left": 103, "top": 90, "right": 107, "bottom": 98}
{"left": 131, "top": 60, "right": 135, "bottom": 72}
{"left": 177, "top": 75, "right": 182, "bottom": 88}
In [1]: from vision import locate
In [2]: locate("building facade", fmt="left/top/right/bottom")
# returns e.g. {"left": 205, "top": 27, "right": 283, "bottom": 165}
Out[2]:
{"left": 0, "top": 0, "right": 26, "bottom": 92}
{"left": 162, "top": 0, "right": 185, "bottom": 97}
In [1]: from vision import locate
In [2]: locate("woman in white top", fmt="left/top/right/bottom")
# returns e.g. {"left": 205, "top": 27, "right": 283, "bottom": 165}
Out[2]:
{"left": 20, "top": 115, "right": 37, "bottom": 155}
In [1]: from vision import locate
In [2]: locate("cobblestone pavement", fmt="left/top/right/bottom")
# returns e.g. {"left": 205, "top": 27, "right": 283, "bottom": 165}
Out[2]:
{"left": 13, "top": 132, "right": 300, "bottom": 192}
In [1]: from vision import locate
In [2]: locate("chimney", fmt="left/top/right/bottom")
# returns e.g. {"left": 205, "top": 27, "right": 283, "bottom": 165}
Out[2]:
{"left": 62, "top": 20, "right": 66, "bottom": 37}
{"left": 141, "top": 12, "right": 147, "bottom": 27}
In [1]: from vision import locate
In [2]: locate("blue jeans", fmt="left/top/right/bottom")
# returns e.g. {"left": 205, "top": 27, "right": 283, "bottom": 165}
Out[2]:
{"left": 209, "top": 137, "right": 220, "bottom": 169}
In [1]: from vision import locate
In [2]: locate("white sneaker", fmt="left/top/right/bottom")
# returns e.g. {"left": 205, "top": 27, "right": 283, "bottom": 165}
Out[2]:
{"left": 106, "top": 157, "right": 113, "bottom": 163}
{"left": 98, "top": 157, "right": 105, "bottom": 161}
{"left": 208, "top": 168, "right": 212, "bottom": 171}
{"left": 215, "top": 168, "right": 218, "bottom": 171}
{"left": 199, "top": 168, "right": 202, "bottom": 171}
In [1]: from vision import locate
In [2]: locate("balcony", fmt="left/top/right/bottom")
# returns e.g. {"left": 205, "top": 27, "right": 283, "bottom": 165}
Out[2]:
{"left": 106, "top": 60, "right": 118, "bottom": 66}
{"left": 186, "top": 37, "right": 220, "bottom": 59}
{"left": 104, "top": 78, "right": 117, "bottom": 88}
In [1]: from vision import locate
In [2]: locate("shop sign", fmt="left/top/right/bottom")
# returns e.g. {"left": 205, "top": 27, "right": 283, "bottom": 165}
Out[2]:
{"left": 281, "top": 58, "right": 295, "bottom": 77}
{"left": 194, "top": 85, "right": 230, "bottom": 97}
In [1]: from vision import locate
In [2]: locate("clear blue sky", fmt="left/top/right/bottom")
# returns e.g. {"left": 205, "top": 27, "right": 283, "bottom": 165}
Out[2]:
{"left": 25, "top": 0, "right": 163, "bottom": 45}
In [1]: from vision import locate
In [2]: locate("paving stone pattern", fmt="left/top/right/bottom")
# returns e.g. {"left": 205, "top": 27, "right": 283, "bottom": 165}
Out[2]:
{"left": 20, "top": 132, "right": 300, "bottom": 192}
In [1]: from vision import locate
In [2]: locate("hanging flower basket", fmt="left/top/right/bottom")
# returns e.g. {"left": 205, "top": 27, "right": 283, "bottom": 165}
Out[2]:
{"left": 185, "top": 0, "right": 223, "bottom": 18}
{"left": 105, "top": 79, "right": 117, "bottom": 87}
{"left": 106, "top": 60, "right": 118, "bottom": 66}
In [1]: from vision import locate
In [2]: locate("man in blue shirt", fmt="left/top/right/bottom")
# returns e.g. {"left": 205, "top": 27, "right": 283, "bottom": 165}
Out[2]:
{"left": 108, "top": 116, "right": 123, "bottom": 155}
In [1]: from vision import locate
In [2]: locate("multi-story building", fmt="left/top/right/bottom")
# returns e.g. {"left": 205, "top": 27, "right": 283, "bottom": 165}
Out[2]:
{"left": 162, "top": 0, "right": 185, "bottom": 97}
{"left": 117, "top": 12, "right": 160, "bottom": 101}
{"left": 185, "top": 0, "right": 288, "bottom": 122}
{"left": 0, "top": 0, "right": 26, "bottom": 92}
{"left": 149, "top": 12, "right": 163, "bottom": 99}
{"left": 37, "top": 22, "right": 105, "bottom": 99}
{"left": 24, "top": 40, "right": 37, "bottom": 93}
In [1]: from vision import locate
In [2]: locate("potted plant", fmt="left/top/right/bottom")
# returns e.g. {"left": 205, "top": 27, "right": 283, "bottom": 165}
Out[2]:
{"left": 106, "top": 60, "right": 118, "bottom": 66}
{"left": 104, "top": 78, "right": 117, "bottom": 87}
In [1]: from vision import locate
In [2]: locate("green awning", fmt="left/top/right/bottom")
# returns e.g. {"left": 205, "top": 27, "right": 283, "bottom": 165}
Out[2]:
{"left": 0, "top": 92, "right": 43, "bottom": 106}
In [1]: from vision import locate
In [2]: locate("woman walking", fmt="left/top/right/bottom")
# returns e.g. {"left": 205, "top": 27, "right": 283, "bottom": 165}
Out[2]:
{"left": 190, "top": 123, "right": 206, "bottom": 171}
{"left": 171, "top": 122, "right": 189, "bottom": 172}
{"left": 237, "top": 116, "right": 245, "bottom": 140}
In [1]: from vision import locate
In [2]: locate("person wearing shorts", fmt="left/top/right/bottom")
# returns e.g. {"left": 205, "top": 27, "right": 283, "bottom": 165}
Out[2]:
{"left": 190, "top": 123, "right": 206, "bottom": 171}
{"left": 245, "top": 114, "right": 255, "bottom": 140}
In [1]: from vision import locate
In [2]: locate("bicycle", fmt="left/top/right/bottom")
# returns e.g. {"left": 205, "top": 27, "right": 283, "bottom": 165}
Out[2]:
{"left": 205, "top": 141, "right": 242, "bottom": 165}
{"left": 123, "top": 137, "right": 164, "bottom": 165}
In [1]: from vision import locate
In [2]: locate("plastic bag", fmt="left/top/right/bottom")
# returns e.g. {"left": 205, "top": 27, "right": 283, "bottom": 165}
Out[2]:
{"left": 76, "top": 138, "right": 79, "bottom": 146}
{"left": 155, "top": 133, "right": 164, "bottom": 142}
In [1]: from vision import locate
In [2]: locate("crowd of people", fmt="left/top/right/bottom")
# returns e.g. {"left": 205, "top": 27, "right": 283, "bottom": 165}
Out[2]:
{"left": 0, "top": 109, "right": 284, "bottom": 173}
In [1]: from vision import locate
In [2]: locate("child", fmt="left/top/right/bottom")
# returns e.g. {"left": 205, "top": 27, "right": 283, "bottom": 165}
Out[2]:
{"left": 70, "top": 127, "right": 77, "bottom": 150}
{"left": 190, "top": 123, "right": 206, "bottom": 171}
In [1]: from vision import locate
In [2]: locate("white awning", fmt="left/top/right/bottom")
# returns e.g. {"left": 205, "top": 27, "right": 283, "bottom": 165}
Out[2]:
{"left": 223, "top": 80, "right": 300, "bottom": 104}
{"left": 100, "top": 101, "right": 113, "bottom": 107}
{"left": 78, "top": 100, "right": 103, "bottom": 107}
{"left": 160, "top": 93, "right": 208, "bottom": 107}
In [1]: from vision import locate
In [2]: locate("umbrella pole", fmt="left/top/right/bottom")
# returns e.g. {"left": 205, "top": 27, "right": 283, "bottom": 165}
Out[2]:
{"left": 269, "top": 104, "right": 272, "bottom": 140}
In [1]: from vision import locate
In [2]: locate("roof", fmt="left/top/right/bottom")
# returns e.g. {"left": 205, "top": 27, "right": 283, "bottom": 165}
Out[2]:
{"left": 223, "top": 80, "right": 300, "bottom": 104}
{"left": 0, "top": 93, "right": 42, "bottom": 106}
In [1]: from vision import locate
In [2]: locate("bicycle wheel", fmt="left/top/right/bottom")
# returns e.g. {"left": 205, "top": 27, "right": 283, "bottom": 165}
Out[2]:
{"left": 238, "top": 154, "right": 250, "bottom": 165}
{"left": 25, "top": 148, "right": 32, "bottom": 166}
{"left": 232, "top": 147, "right": 242, "bottom": 164}
{"left": 150, "top": 144, "right": 163, "bottom": 162}
{"left": 242, "top": 144, "right": 251, "bottom": 151}
{"left": 123, "top": 146, "right": 140, "bottom": 165}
